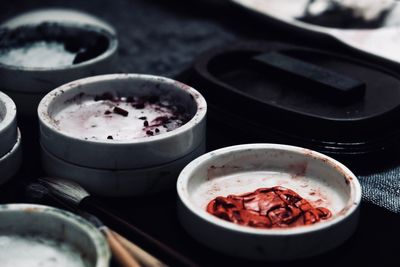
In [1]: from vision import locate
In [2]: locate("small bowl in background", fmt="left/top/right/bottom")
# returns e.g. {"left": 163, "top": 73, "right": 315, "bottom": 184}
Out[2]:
{"left": 0, "top": 203, "right": 110, "bottom": 267}
{"left": 0, "top": 9, "right": 118, "bottom": 116}
{"left": 177, "top": 144, "right": 361, "bottom": 261}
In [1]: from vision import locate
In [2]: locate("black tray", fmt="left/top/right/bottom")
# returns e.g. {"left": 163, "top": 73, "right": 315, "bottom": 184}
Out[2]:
{"left": 182, "top": 41, "right": 400, "bottom": 170}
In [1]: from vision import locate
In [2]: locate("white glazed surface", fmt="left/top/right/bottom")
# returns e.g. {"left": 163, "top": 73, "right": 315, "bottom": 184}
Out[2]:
{"left": 53, "top": 96, "right": 185, "bottom": 140}
{"left": 0, "top": 129, "right": 22, "bottom": 186}
{"left": 177, "top": 144, "right": 361, "bottom": 261}
{"left": 39, "top": 74, "right": 207, "bottom": 169}
{"left": 0, "top": 9, "right": 118, "bottom": 116}
{"left": 0, "top": 204, "right": 110, "bottom": 267}
{"left": 41, "top": 141, "right": 206, "bottom": 197}
{"left": 0, "top": 235, "right": 90, "bottom": 267}
{"left": 0, "top": 91, "right": 17, "bottom": 156}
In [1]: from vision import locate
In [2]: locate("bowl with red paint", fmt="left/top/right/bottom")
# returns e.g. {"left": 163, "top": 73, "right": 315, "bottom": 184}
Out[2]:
{"left": 177, "top": 144, "right": 361, "bottom": 261}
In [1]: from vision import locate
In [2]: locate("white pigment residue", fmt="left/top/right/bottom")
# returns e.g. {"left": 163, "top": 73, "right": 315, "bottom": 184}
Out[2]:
{"left": 0, "top": 41, "right": 76, "bottom": 68}
{"left": 53, "top": 99, "right": 178, "bottom": 140}
{"left": 0, "top": 234, "right": 90, "bottom": 267}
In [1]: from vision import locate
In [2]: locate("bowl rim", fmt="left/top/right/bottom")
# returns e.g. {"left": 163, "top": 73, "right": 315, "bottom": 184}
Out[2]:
{"left": 38, "top": 73, "right": 207, "bottom": 145}
{"left": 177, "top": 143, "right": 362, "bottom": 236}
{"left": 0, "top": 91, "right": 17, "bottom": 137}
{"left": 0, "top": 127, "right": 21, "bottom": 162}
{"left": 0, "top": 22, "right": 118, "bottom": 72}
{"left": 0, "top": 203, "right": 110, "bottom": 267}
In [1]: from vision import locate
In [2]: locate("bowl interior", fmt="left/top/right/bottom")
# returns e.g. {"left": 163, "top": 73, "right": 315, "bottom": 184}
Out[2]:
{"left": 0, "top": 204, "right": 108, "bottom": 267}
{"left": 180, "top": 144, "right": 360, "bottom": 233}
{"left": 0, "top": 22, "right": 115, "bottom": 69}
{"left": 45, "top": 75, "right": 199, "bottom": 140}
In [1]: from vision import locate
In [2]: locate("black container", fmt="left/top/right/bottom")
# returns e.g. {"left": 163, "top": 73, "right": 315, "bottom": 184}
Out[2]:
{"left": 181, "top": 41, "right": 400, "bottom": 169}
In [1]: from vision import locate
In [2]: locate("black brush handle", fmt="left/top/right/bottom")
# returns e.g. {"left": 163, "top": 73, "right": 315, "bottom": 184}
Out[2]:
{"left": 80, "top": 197, "right": 199, "bottom": 267}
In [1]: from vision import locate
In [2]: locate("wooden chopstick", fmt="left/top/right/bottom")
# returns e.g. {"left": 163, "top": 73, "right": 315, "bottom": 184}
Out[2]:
{"left": 103, "top": 227, "right": 142, "bottom": 267}
{"left": 112, "top": 230, "right": 168, "bottom": 267}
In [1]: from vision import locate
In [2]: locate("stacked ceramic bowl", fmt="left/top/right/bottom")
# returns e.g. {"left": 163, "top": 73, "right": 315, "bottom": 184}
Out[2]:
{"left": 38, "top": 74, "right": 207, "bottom": 197}
{"left": 0, "top": 9, "right": 118, "bottom": 116}
{"left": 0, "top": 91, "right": 21, "bottom": 185}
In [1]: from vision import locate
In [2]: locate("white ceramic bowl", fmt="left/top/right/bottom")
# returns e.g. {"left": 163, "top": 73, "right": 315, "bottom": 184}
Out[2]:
{"left": 41, "top": 141, "right": 206, "bottom": 197}
{"left": 0, "top": 9, "right": 118, "bottom": 116}
{"left": 38, "top": 74, "right": 207, "bottom": 169}
{"left": 0, "top": 203, "right": 110, "bottom": 267}
{"left": 0, "top": 129, "right": 22, "bottom": 186}
{"left": 177, "top": 144, "right": 361, "bottom": 261}
{"left": 0, "top": 91, "right": 17, "bottom": 156}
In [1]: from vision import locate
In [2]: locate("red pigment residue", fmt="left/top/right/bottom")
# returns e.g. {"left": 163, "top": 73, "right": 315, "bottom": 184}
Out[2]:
{"left": 206, "top": 186, "right": 331, "bottom": 229}
{"left": 207, "top": 165, "right": 241, "bottom": 181}
{"left": 288, "top": 162, "right": 308, "bottom": 178}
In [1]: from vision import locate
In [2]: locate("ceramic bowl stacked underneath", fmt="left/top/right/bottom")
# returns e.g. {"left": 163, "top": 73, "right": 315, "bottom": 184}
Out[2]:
{"left": 0, "top": 9, "right": 118, "bottom": 116}
{"left": 0, "top": 91, "right": 22, "bottom": 186}
{"left": 38, "top": 74, "right": 207, "bottom": 197}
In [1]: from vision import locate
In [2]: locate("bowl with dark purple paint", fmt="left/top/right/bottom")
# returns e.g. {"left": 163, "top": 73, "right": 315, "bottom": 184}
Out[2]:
{"left": 38, "top": 73, "right": 207, "bottom": 169}
{"left": 38, "top": 73, "right": 206, "bottom": 195}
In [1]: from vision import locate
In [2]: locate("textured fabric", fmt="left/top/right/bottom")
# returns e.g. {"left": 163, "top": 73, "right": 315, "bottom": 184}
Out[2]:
{"left": 360, "top": 169, "right": 400, "bottom": 213}
{"left": 2, "top": 0, "right": 400, "bottom": 213}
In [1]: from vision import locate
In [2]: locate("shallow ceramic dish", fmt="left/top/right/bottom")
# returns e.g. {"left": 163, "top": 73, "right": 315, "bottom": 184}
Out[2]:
{"left": 42, "top": 141, "right": 205, "bottom": 197}
{"left": 38, "top": 74, "right": 207, "bottom": 169}
{"left": 177, "top": 143, "right": 361, "bottom": 261}
{"left": 0, "top": 91, "right": 17, "bottom": 156}
{"left": 231, "top": 0, "right": 400, "bottom": 65}
{"left": 0, "top": 129, "right": 22, "bottom": 186}
{"left": 0, "top": 9, "right": 118, "bottom": 116}
{"left": 0, "top": 203, "right": 110, "bottom": 267}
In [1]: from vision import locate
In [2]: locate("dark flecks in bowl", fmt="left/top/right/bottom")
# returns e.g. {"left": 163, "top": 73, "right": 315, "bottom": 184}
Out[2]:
{"left": 55, "top": 91, "right": 193, "bottom": 140}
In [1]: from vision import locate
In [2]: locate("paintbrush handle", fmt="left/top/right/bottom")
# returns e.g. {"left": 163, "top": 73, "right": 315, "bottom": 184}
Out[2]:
{"left": 104, "top": 228, "right": 142, "bottom": 267}
{"left": 80, "top": 197, "right": 199, "bottom": 267}
{"left": 112, "top": 230, "right": 168, "bottom": 267}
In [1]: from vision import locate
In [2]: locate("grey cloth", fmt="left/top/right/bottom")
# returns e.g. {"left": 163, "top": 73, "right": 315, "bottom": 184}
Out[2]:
{"left": 360, "top": 169, "right": 400, "bottom": 213}
{"left": 2, "top": 0, "right": 400, "bottom": 214}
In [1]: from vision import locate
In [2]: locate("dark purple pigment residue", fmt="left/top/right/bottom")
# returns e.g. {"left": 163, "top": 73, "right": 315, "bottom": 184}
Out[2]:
{"left": 57, "top": 91, "right": 192, "bottom": 140}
